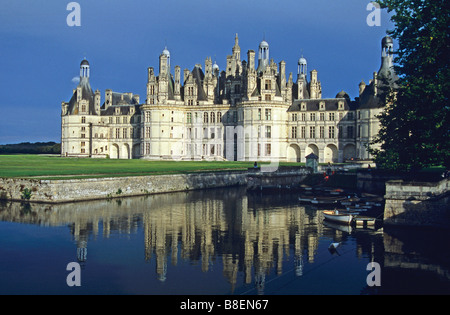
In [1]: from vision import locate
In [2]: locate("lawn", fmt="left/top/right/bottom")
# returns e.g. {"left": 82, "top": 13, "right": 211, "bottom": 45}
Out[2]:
{"left": 0, "top": 155, "right": 298, "bottom": 179}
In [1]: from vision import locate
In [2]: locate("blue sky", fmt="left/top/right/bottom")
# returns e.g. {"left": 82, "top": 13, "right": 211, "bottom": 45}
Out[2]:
{"left": 0, "top": 0, "right": 393, "bottom": 144}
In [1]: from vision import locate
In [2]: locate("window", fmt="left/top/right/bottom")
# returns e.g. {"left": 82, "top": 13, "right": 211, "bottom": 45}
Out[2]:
{"left": 145, "top": 143, "right": 150, "bottom": 155}
{"left": 310, "top": 126, "right": 316, "bottom": 138}
{"left": 301, "top": 113, "right": 306, "bottom": 121}
{"left": 257, "top": 144, "right": 261, "bottom": 157}
{"left": 320, "top": 113, "right": 325, "bottom": 121}
{"left": 292, "top": 113, "right": 298, "bottom": 121}
{"left": 204, "top": 112, "right": 209, "bottom": 123}
{"left": 338, "top": 126, "right": 343, "bottom": 138}
{"left": 265, "top": 126, "right": 271, "bottom": 138}
{"left": 329, "top": 126, "right": 335, "bottom": 138}
{"left": 145, "top": 127, "right": 150, "bottom": 138}
{"left": 265, "top": 80, "right": 272, "bottom": 90}
{"left": 301, "top": 126, "right": 306, "bottom": 138}
{"left": 291, "top": 126, "right": 297, "bottom": 138}
{"left": 217, "top": 112, "right": 222, "bottom": 123}
{"left": 265, "top": 109, "right": 271, "bottom": 120}
{"left": 116, "top": 128, "right": 120, "bottom": 139}
{"left": 265, "top": 94, "right": 271, "bottom": 101}
{"left": 258, "top": 108, "right": 262, "bottom": 120}
{"left": 310, "top": 113, "right": 316, "bottom": 121}
{"left": 123, "top": 117, "right": 127, "bottom": 124}
{"left": 109, "top": 117, "right": 113, "bottom": 124}
{"left": 81, "top": 116, "right": 86, "bottom": 123}
{"left": 319, "top": 126, "right": 325, "bottom": 138}
{"left": 329, "top": 113, "right": 335, "bottom": 121}
{"left": 116, "top": 117, "right": 120, "bottom": 124}
{"left": 81, "top": 105, "right": 86, "bottom": 112}
{"left": 347, "top": 126, "right": 354, "bottom": 138}
{"left": 187, "top": 113, "right": 192, "bottom": 124}
{"left": 211, "top": 112, "right": 215, "bottom": 123}
{"left": 123, "top": 128, "right": 127, "bottom": 139}
{"left": 265, "top": 143, "right": 271, "bottom": 156}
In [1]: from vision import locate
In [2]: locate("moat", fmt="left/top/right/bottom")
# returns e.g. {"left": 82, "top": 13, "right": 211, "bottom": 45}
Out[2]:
{"left": 1, "top": 186, "right": 450, "bottom": 295}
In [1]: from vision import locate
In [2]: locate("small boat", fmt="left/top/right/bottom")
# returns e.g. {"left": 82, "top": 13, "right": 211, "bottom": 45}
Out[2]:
{"left": 322, "top": 210, "right": 354, "bottom": 224}
{"left": 310, "top": 196, "right": 346, "bottom": 206}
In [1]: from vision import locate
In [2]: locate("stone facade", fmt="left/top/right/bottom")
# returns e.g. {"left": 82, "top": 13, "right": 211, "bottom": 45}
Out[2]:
{"left": 61, "top": 35, "right": 397, "bottom": 163}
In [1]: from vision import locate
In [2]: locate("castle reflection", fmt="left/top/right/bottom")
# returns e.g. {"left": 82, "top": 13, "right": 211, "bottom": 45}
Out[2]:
{"left": 1, "top": 187, "right": 449, "bottom": 294}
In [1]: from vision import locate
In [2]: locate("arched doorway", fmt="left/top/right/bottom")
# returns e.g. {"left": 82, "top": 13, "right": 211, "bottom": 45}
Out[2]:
{"left": 343, "top": 144, "right": 356, "bottom": 161}
{"left": 287, "top": 144, "right": 301, "bottom": 162}
{"left": 324, "top": 144, "right": 338, "bottom": 163}
{"left": 306, "top": 144, "right": 319, "bottom": 160}
{"left": 111, "top": 144, "right": 120, "bottom": 159}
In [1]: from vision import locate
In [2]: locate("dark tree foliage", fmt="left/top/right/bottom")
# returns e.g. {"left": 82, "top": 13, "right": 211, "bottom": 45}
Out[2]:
{"left": 0, "top": 142, "right": 61, "bottom": 154}
{"left": 370, "top": 0, "right": 450, "bottom": 170}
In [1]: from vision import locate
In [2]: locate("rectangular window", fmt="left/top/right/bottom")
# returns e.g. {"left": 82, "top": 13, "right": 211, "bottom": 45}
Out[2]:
{"left": 301, "top": 126, "right": 306, "bottom": 138}
{"left": 301, "top": 113, "right": 306, "bottom": 121}
{"left": 329, "top": 113, "right": 335, "bottom": 121}
{"left": 348, "top": 112, "right": 354, "bottom": 120}
{"left": 265, "top": 109, "right": 271, "bottom": 120}
{"left": 310, "top": 126, "right": 316, "bottom": 138}
{"left": 116, "top": 128, "right": 120, "bottom": 139}
{"left": 187, "top": 113, "right": 192, "bottom": 124}
{"left": 265, "top": 143, "right": 271, "bottom": 156}
{"left": 310, "top": 113, "right": 316, "bottom": 121}
{"left": 265, "top": 126, "right": 271, "bottom": 138}
{"left": 347, "top": 126, "right": 354, "bottom": 138}
{"left": 265, "top": 94, "right": 271, "bottom": 101}
{"left": 329, "top": 126, "right": 335, "bottom": 138}
{"left": 291, "top": 126, "right": 297, "bottom": 138}
{"left": 258, "top": 108, "right": 262, "bottom": 120}
{"left": 319, "top": 126, "right": 324, "bottom": 138}
{"left": 145, "top": 143, "right": 150, "bottom": 155}
{"left": 81, "top": 116, "right": 86, "bottom": 123}
{"left": 123, "top": 128, "right": 127, "bottom": 139}
{"left": 320, "top": 113, "right": 325, "bottom": 121}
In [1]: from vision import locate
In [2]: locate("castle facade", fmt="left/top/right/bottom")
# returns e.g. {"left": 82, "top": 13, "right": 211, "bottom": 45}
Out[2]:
{"left": 61, "top": 35, "right": 396, "bottom": 163}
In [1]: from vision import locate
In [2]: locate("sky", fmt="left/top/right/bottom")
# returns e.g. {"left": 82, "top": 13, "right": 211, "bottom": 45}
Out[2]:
{"left": 0, "top": 0, "right": 394, "bottom": 144}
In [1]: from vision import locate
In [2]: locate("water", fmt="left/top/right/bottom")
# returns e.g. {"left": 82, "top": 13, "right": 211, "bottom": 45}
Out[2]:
{"left": 1, "top": 187, "right": 450, "bottom": 295}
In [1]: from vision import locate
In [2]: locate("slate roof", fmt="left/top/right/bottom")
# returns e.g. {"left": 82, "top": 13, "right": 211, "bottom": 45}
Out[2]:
{"left": 67, "top": 77, "right": 96, "bottom": 115}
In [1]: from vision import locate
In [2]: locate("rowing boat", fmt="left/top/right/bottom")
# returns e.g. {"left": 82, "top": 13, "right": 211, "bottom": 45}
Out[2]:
{"left": 322, "top": 210, "right": 354, "bottom": 224}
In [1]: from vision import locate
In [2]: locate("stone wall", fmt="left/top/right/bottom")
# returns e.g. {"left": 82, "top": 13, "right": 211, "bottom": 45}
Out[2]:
{"left": 0, "top": 171, "right": 247, "bottom": 203}
{"left": 384, "top": 178, "right": 450, "bottom": 227}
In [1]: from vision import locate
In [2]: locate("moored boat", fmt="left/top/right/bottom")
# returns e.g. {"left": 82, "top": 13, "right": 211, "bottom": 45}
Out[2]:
{"left": 322, "top": 210, "right": 354, "bottom": 224}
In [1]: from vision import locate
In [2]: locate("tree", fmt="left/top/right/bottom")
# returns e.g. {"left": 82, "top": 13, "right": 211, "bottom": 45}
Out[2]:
{"left": 370, "top": 0, "right": 450, "bottom": 171}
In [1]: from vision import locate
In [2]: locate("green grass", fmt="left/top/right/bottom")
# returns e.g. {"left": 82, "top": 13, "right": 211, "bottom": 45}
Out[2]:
{"left": 0, "top": 155, "right": 302, "bottom": 180}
